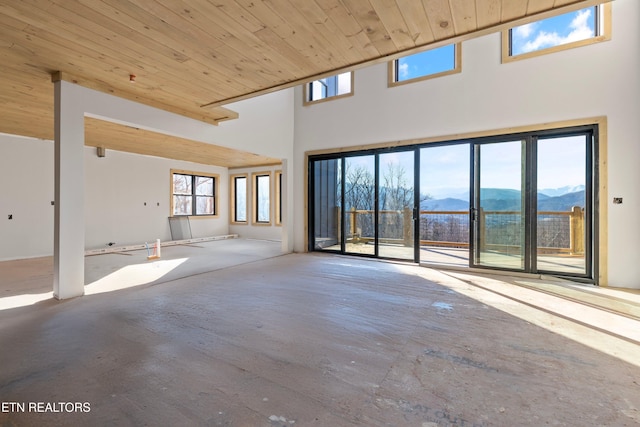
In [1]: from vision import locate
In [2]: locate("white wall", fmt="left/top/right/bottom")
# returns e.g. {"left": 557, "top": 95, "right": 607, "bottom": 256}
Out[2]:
{"left": 0, "top": 85, "right": 295, "bottom": 260}
{"left": 84, "top": 148, "right": 228, "bottom": 250}
{"left": 293, "top": 0, "right": 640, "bottom": 288}
{"left": 0, "top": 135, "right": 55, "bottom": 260}
{"left": 0, "top": 134, "right": 229, "bottom": 259}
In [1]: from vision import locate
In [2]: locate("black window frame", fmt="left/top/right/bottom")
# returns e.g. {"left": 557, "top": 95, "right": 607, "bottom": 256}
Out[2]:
{"left": 172, "top": 172, "right": 216, "bottom": 217}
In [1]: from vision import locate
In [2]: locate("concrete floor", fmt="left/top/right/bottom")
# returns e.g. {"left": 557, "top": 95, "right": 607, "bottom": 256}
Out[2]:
{"left": 1, "top": 240, "right": 640, "bottom": 426}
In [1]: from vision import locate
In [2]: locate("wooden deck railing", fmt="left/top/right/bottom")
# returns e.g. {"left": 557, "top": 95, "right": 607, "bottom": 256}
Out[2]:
{"left": 344, "top": 206, "right": 585, "bottom": 255}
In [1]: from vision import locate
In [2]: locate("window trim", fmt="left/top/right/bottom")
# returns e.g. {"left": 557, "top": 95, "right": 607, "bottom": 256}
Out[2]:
{"left": 303, "top": 72, "right": 354, "bottom": 106}
{"left": 275, "top": 170, "right": 283, "bottom": 226}
{"left": 252, "top": 171, "right": 272, "bottom": 226}
{"left": 388, "top": 43, "right": 462, "bottom": 87}
{"left": 170, "top": 169, "right": 219, "bottom": 218}
{"left": 501, "top": 3, "right": 611, "bottom": 63}
{"left": 230, "top": 173, "right": 248, "bottom": 225}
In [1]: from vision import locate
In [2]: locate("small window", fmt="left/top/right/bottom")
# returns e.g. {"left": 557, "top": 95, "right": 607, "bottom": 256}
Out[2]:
{"left": 389, "top": 44, "right": 461, "bottom": 86}
{"left": 502, "top": 4, "right": 611, "bottom": 62}
{"left": 304, "top": 72, "right": 353, "bottom": 105}
{"left": 171, "top": 170, "right": 218, "bottom": 217}
{"left": 252, "top": 172, "right": 271, "bottom": 225}
{"left": 231, "top": 174, "right": 247, "bottom": 223}
{"left": 275, "top": 170, "right": 283, "bottom": 226}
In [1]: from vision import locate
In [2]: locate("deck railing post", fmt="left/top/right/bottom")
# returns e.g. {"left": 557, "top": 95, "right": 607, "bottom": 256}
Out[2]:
{"left": 403, "top": 207, "right": 412, "bottom": 246}
{"left": 350, "top": 207, "right": 357, "bottom": 240}
{"left": 479, "top": 208, "right": 486, "bottom": 252}
{"left": 570, "top": 206, "right": 584, "bottom": 255}
{"left": 335, "top": 206, "right": 341, "bottom": 243}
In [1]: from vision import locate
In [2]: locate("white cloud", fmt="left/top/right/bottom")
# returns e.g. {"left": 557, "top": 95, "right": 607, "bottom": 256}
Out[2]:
{"left": 514, "top": 22, "right": 536, "bottom": 39}
{"left": 519, "top": 9, "right": 594, "bottom": 53}
{"left": 398, "top": 62, "right": 409, "bottom": 79}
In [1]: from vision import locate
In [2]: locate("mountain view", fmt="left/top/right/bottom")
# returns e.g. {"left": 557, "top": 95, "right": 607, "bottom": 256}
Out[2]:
{"left": 422, "top": 185, "right": 585, "bottom": 211}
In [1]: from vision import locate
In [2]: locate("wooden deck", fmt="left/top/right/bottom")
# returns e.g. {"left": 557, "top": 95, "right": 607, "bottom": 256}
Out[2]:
{"left": 323, "top": 242, "right": 586, "bottom": 274}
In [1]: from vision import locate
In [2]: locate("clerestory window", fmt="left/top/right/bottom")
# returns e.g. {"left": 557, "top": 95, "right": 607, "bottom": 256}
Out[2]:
{"left": 389, "top": 43, "right": 461, "bottom": 86}
{"left": 304, "top": 72, "right": 353, "bottom": 105}
{"left": 502, "top": 4, "right": 611, "bottom": 62}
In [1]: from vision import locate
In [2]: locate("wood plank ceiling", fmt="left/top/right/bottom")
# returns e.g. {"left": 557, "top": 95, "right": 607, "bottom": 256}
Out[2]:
{"left": 0, "top": 0, "right": 604, "bottom": 167}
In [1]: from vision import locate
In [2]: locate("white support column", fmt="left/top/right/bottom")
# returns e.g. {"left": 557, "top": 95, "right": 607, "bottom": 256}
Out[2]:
{"left": 53, "top": 79, "right": 85, "bottom": 299}
{"left": 280, "top": 158, "right": 294, "bottom": 253}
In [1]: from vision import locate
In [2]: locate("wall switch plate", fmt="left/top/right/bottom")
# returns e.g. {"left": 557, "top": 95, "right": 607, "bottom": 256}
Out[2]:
{"left": 613, "top": 197, "right": 623, "bottom": 204}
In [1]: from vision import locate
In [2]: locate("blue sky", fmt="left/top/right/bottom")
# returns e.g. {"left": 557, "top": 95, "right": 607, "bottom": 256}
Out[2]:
{"left": 345, "top": 136, "right": 586, "bottom": 198}
{"left": 511, "top": 7, "right": 596, "bottom": 55}
{"left": 397, "top": 44, "right": 455, "bottom": 81}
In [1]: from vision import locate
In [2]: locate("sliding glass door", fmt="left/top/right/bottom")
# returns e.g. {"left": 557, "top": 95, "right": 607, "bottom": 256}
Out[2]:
{"left": 535, "top": 134, "right": 591, "bottom": 276}
{"left": 472, "top": 140, "right": 526, "bottom": 271}
{"left": 344, "top": 155, "right": 376, "bottom": 256}
{"left": 309, "top": 125, "right": 596, "bottom": 282}
{"left": 378, "top": 150, "right": 416, "bottom": 261}
{"left": 419, "top": 144, "right": 470, "bottom": 267}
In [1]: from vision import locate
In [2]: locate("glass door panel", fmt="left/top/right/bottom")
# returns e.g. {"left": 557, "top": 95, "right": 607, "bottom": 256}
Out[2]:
{"left": 344, "top": 155, "right": 376, "bottom": 256}
{"left": 419, "top": 144, "right": 470, "bottom": 267}
{"left": 536, "top": 136, "right": 588, "bottom": 275}
{"left": 378, "top": 151, "right": 415, "bottom": 260}
{"left": 312, "top": 159, "right": 342, "bottom": 251}
{"left": 473, "top": 140, "right": 526, "bottom": 270}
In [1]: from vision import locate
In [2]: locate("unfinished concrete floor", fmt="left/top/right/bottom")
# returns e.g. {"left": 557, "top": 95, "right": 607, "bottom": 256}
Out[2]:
{"left": 1, "top": 243, "right": 640, "bottom": 426}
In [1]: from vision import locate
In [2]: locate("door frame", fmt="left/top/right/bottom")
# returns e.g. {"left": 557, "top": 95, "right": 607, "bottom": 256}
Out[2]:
{"left": 469, "top": 126, "right": 597, "bottom": 281}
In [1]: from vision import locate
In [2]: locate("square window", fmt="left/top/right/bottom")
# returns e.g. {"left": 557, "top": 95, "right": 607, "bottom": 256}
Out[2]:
{"left": 171, "top": 170, "right": 218, "bottom": 217}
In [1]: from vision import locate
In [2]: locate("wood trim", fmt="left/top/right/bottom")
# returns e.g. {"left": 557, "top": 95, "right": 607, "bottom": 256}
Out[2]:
{"left": 229, "top": 173, "right": 248, "bottom": 225}
{"left": 501, "top": 3, "right": 612, "bottom": 64}
{"left": 597, "top": 117, "right": 608, "bottom": 287}
{"left": 170, "top": 169, "right": 220, "bottom": 219}
{"left": 387, "top": 43, "right": 462, "bottom": 88}
{"left": 305, "top": 116, "right": 608, "bottom": 157}
{"left": 251, "top": 171, "right": 273, "bottom": 226}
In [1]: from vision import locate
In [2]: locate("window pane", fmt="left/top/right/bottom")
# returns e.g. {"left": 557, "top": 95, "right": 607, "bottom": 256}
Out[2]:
{"left": 235, "top": 177, "right": 247, "bottom": 222}
{"left": 195, "top": 176, "right": 213, "bottom": 196}
{"left": 308, "top": 72, "right": 351, "bottom": 101}
{"left": 313, "top": 159, "right": 342, "bottom": 250}
{"left": 511, "top": 7, "right": 597, "bottom": 56}
{"left": 396, "top": 45, "right": 455, "bottom": 82}
{"left": 196, "top": 196, "right": 214, "bottom": 215}
{"left": 310, "top": 80, "right": 328, "bottom": 100}
{"left": 257, "top": 175, "right": 270, "bottom": 222}
{"left": 336, "top": 72, "right": 351, "bottom": 96}
{"left": 173, "top": 195, "right": 192, "bottom": 215}
{"left": 173, "top": 174, "right": 192, "bottom": 195}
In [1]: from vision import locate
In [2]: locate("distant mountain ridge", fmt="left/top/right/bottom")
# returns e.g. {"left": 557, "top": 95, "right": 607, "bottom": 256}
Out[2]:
{"left": 422, "top": 188, "right": 585, "bottom": 212}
